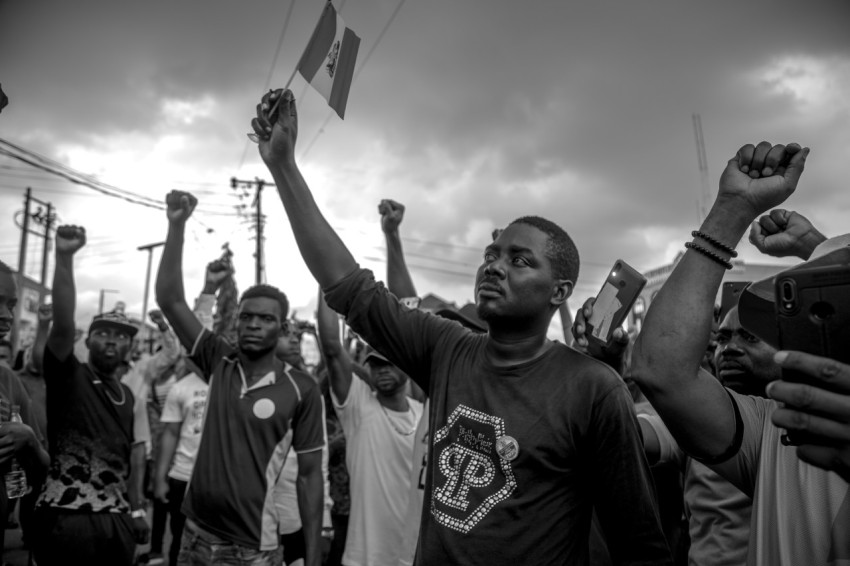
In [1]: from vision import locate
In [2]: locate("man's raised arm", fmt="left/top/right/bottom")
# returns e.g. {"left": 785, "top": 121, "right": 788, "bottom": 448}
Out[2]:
{"left": 631, "top": 142, "right": 809, "bottom": 459}
{"left": 155, "top": 191, "right": 203, "bottom": 350}
{"left": 380, "top": 199, "right": 417, "bottom": 299}
{"left": 316, "top": 287, "right": 353, "bottom": 403}
{"left": 252, "top": 89, "right": 357, "bottom": 289}
{"left": 47, "top": 225, "right": 86, "bottom": 361}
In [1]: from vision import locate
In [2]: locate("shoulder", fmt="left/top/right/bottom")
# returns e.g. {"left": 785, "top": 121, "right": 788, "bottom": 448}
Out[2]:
{"left": 550, "top": 342, "right": 623, "bottom": 385}
{"left": 284, "top": 366, "right": 321, "bottom": 401}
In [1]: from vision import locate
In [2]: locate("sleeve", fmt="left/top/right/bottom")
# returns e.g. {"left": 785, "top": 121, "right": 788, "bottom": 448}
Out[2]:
{"left": 330, "top": 374, "right": 368, "bottom": 436}
{"left": 188, "top": 328, "right": 233, "bottom": 383}
{"left": 160, "top": 380, "right": 184, "bottom": 424}
{"left": 193, "top": 293, "right": 216, "bottom": 331}
{"left": 291, "top": 382, "right": 325, "bottom": 454}
{"left": 132, "top": 385, "right": 151, "bottom": 448}
{"left": 323, "top": 267, "right": 464, "bottom": 391}
{"left": 636, "top": 411, "right": 685, "bottom": 468}
{"left": 704, "top": 391, "right": 766, "bottom": 498}
{"left": 589, "top": 382, "right": 673, "bottom": 565}
{"left": 42, "top": 343, "right": 79, "bottom": 386}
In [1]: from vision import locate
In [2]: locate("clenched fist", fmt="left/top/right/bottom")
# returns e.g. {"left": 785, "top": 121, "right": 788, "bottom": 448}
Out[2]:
{"left": 165, "top": 190, "right": 198, "bottom": 224}
{"left": 55, "top": 225, "right": 86, "bottom": 255}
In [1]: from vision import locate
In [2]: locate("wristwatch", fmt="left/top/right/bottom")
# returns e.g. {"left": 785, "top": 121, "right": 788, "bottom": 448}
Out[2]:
{"left": 131, "top": 509, "right": 147, "bottom": 519}
{"left": 321, "top": 527, "right": 334, "bottom": 539}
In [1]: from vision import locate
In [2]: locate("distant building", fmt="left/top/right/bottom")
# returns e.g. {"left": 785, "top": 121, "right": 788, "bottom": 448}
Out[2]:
{"left": 627, "top": 252, "right": 791, "bottom": 333}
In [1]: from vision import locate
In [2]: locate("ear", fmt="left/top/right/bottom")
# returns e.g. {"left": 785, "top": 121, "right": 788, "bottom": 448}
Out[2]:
{"left": 550, "top": 279, "right": 573, "bottom": 307}
{"left": 84, "top": 336, "right": 92, "bottom": 349}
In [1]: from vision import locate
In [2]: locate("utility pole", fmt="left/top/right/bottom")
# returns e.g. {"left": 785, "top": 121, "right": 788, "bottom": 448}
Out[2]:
{"left": 137, "top": 241, "right": 165, "bottom": 344}
{"left": 14, "top": 188, "right": 57, "bottom": 285}
{"left": 231, "top": 177, "right": 269, "bottom": 285}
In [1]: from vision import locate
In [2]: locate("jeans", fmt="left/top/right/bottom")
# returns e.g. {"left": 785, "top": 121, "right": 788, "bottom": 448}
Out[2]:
{"left": 177, "top": 519, "right": 284, "bottom": 566}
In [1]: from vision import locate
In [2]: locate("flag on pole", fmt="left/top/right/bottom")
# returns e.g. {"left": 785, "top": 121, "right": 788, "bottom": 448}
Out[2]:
{"left": 298, "top": 2, "right": 361, "bottom": 119}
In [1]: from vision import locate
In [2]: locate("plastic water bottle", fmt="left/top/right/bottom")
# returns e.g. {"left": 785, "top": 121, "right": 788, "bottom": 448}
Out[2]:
{"left": 5, "top": 405, "right": 28, "bottom": 499}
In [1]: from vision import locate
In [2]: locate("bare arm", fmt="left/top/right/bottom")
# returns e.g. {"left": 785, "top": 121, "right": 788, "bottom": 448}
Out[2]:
{"left": 317, "top": 288, "right": 353, "bottom": 402}
{"left": 296, "top": 449, "right": 324, "bottom": 566}
{"left": 252, "top": 89, "right": 357, "bottom": 289}
{"left": 31, "top": 303, "right": 52, "bottom": 374}
{"left": 631, "top": 142, "right": 809, "bottom": 459}
{"left": 380, "top": 199, "right": 417, "bottom": 299}
{"left": 155, "top": 192, "right": 203, "bottom": 350}
{"left": 139, "top": 311, "right": 179, "bottom": 383}
{"left": 154, "top": 422, "right": 180, "bottom": 503}
{"left": 47, "top": 226, "right": 86, "bottom": 361}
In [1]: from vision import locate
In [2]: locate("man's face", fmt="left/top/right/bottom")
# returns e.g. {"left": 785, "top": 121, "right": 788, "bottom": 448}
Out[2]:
{"left": 87, "top": 327, "right": 132, "bottom": 375}
{"left": 367, "top": 358, "right": 408, "bottom": 396}
{"left": 713, "top": 307, "right": 780, "bottom": 396}
{"left": 0, "top": 272, "right": 18, "bottom": 340}
{"left": 275, "top": 321, "right": 302, "bottom": 366}
{"left": 0, "top": 345, "right": 12, "bottom": 368}
{"left": 236, "top": 297, "right": 283, "bottom": 358}
{"left": 474, "top": 223, "right": 562, "bottom": 323}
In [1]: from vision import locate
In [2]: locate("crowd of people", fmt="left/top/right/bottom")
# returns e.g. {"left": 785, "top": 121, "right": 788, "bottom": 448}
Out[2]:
{"left": 0, "top": 81, "right": 847, "bottom": 566}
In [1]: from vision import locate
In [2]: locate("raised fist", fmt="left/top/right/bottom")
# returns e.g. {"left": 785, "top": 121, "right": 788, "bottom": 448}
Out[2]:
{"left": 379, "top": 199, "right": 405, "bottom": 234}
{"left": 205, "top": 259, "right": 232, "bottom": 291}
{"left": 251, "top": 88, "right": 298, "bottom": 167}
{"left": 37, "top": 303, "right": 53, "bottom": 323}
{"left": 55, "top": 225, "right": 86, "bottom": 255}
{"left": 717, "top": 142, "right": 809, "bottom": 220}
{"left": 165, "top": 190, "right": 198, "bottom": 224}
{"left": 148, "top": 309, "right": 166, "bottom": 328}
{"left": 749, "top": 209, "right": 826, "bottom": 260}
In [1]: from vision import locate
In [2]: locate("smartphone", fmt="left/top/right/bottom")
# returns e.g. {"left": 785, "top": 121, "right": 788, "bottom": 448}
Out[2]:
{"left": 775, "top": 263, "right": 850, "bottom": 366}
{"left": 586, "top": 259, "right": 647, "bottom": 345}
{"left": 719, "top": 281, "right": 751, "bottom": 322}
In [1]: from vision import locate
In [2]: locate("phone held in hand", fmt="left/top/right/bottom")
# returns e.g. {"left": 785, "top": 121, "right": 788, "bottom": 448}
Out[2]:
{"left": 586, "top": 259, "right": 647, "bottom": 345}
{"left": 774, "top": 261, "right": 850, "bottom": 369}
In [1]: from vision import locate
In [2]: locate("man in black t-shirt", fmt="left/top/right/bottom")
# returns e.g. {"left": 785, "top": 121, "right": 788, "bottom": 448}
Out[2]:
{"left": 32, "top": 225, "right": 150, "bottom": 566}
{"left": 249, "top": 89, "right": 672, "bottom": 566}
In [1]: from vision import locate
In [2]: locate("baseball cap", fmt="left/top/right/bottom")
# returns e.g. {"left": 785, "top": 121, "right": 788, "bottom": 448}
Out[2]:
{"left": 738, "top": 234, "right": 850, "bottom": 348}
{"left": 89, "top": 311, "right": 139, "bottom": 338}
{"left": 363, "top": 346, "right": 390, "bottom": 365}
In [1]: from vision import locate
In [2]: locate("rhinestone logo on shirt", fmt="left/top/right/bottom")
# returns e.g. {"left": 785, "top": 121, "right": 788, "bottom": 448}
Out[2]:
{"left": 431, "top": 404, "right": 517, "bottom": 533}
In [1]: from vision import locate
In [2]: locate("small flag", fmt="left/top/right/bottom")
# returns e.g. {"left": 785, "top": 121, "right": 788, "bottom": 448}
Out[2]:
{"left": 298, "top": 2, "right": 361, "bottom": 119}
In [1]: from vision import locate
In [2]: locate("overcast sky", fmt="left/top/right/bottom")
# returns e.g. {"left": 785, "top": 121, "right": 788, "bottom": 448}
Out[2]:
{"left": 2, "top": 0, "right": 849, "bottom": 336}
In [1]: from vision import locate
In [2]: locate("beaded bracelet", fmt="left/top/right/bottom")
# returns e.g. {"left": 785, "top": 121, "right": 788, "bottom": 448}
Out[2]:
{"left": 685, "top": 242, "right": 733, "bottom": 270}
{"left": 691, "top": 230, "right": 738, "bottom": 258}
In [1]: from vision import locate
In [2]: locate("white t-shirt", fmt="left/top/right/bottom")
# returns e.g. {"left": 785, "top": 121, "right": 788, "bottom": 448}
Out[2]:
{"left": 399, "top": 399, "right": 430, "bottom": 566}
{"left": 160, "top": 372, "right": 208, "bottom": 482}
{"left": 332, "top": 376, "right": 423, "bottom": 566}
{"left": 711, "top": 392, "right": 850, "bottom": 566}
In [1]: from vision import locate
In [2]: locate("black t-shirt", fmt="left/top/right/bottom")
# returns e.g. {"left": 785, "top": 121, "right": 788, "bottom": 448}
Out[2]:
{"left": 325, "top": 268, "right": 672, "bottom": 566}
{"left": 38, "top": 346, "right": 145, "bottom": 513}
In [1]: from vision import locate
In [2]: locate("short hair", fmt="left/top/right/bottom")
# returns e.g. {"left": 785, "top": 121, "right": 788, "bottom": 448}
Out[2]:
{"left": 0, "top": 260, "right": 12, "bottom": 275}
{"left": 508, "top": 216, "right": 580, "bottom": 283}
{"left": 239, "top": 284, "right": 290, "bottom": 320}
